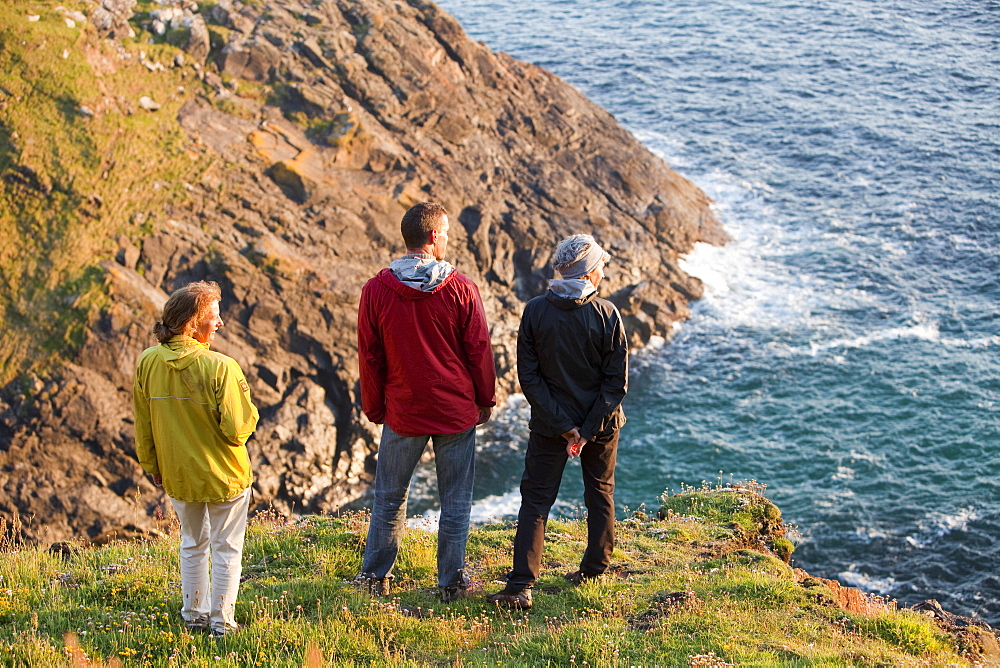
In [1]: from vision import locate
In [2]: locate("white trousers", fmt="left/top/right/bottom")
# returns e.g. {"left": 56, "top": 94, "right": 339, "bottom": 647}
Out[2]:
{"left": 169, "top": 488, "right": 251, "bottom": 632}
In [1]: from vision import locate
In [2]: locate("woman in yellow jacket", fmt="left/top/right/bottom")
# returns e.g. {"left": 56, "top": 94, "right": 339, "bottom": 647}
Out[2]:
{"left": 133, "top": 281, "right": 258, "bottom": 637}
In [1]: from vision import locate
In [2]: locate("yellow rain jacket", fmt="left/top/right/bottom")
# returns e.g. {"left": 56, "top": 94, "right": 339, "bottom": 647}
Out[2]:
{"left": 133, "top": 335, "right": 258, "bottom": 503}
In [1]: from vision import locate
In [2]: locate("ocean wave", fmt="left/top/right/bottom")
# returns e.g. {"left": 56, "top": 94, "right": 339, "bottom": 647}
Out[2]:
{"left": 638, "top": 132, "right": 836, "bottom": 333}
{"left": 939, "top": 335, "right": 1000, "bottom": 350}
{"left": 797, "top": 324, "right": 998, "bottom": 356}
{"left": 854, "top": 526, "right": 892, "bottom": 542}
{"left": 805, "top": 323, "right": 940, "bottom": 355}
{"left": 847, "top": 449, "right": 885, "bottom": 465}
{"left": 676, "top": 227, "right": 827, "bottom": 332}
{"left": 832, "top": 466, "right": 855, "bottom": 481}
{"left": 469, "top": 489, "right": 525, "bottom": 523}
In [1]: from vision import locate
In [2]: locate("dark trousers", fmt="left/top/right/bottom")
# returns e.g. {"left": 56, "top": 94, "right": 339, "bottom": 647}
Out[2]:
{"left": 506, "top": 429, "right": 619, "bottom": 591}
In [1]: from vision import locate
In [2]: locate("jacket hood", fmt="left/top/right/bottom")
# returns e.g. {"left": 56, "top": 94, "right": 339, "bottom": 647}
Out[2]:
{"left": 377, "top": 264, "right": 457, "bottom": 299}
{"left": 158, "top": 335, "right": 210, "bottom": 369}
{"left": 547, "top": 278, "right": 598, "bottom": 305}
{"left": 389, "top": 256, "right": 456, "bottom": 292}
{"left": 545, "top": 281, "right": 600, "bottom": 310}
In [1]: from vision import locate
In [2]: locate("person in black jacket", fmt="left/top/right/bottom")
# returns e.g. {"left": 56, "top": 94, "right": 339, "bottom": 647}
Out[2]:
{"left": 487, "top": 234, "right": 628, "bottom": 610}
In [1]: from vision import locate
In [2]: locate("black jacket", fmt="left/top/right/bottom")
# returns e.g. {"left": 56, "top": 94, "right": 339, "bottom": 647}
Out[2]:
{"left": 517, "top": 289, "right": 628, "bottom": 440}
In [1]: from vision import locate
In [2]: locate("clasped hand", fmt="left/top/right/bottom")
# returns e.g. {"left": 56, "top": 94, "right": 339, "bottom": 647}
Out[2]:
{"left": 561, "top": 427, "right": 588, "bottom": 458}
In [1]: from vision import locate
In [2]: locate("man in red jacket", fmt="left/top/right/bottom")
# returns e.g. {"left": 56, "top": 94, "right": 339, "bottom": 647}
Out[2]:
{"left": 356, "top": 201, "right": 497, "bottom": 602}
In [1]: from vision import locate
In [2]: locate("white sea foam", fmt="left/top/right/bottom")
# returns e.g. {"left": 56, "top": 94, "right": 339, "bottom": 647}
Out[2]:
{"left": 933, "top": 507, "right": 981, "bottom": 532}
{"left": 832, "top": 466, "right": 855, "bottom": 481}
{"left": 939, "top": 335, "right": 1000, "bottom": 350}
{"left": 673, "top": 216, "right": 992, "bottom": 359}
{"left": 636, "top": 130, "right": 997, "bottom": 365}
{"left": 469, "top": 489, "right": 526, "bottom": 523}
{"left": 806, "top": 323, "right": 941, "bottom": 356}
{"left": 800, "top": 323, "right": 999, "bottom": 356}
{"left": 854, "top": 526, "right": 892, "bottom": 542}
{"left": 847, "top": 449, "right": 885, "bottom": 465}
{"left": 946, "top": 233, "right": 987, "bottom": 251}
{"left": 905, "top": 506, "right": 982, "bottom": 549}
{"left": 407, "top": 492, "right": 574, "bottom": 530}
{"left": 679, "top": 237, "right": 990, "bottom": 359}
{"left": 631, "top": 333, "right": 672, "bottom": 375}
{"left": 638, "top": 129, "right": 835, "bottom": 336}
{"left": 838, "top": 568, "right": 897, "bottom": 595}
{"left": 674, "top": 210, "right": 825, "bottom": 333}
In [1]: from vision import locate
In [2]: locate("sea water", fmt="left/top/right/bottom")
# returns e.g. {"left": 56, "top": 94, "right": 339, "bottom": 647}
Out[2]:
{"left": 423, "top": 0, "right": 1000, "bottom": 622}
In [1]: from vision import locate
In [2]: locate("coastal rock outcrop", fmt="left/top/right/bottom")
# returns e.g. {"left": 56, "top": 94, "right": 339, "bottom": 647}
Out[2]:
{"left": 0, "top": 0, "right": 724, "bottom": 543}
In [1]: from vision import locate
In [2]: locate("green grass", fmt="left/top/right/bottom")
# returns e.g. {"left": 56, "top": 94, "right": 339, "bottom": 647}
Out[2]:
{"left": 0, "top": 0, "right": 212, "bottom": 385}
{"left": 0, "top": 488, "right": 970, "bottom": 667}
{"left": 660, "top": 480, "right": 796, "bottom": 563}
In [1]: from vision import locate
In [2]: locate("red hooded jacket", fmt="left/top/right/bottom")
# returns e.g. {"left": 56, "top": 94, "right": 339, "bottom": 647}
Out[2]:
{"left": 358, "top": 267, "right": 496, "bottom": 436}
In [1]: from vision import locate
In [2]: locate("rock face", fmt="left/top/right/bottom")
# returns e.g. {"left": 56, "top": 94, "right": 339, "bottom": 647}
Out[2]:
{"left": 912, "top": 600, "right": 1000, "bottom": 664}
{"left": 90, "top": 0, "right": 137, "bottom": 38}
{"left": 0, "top": 0, "right": 724, "bottom": 544}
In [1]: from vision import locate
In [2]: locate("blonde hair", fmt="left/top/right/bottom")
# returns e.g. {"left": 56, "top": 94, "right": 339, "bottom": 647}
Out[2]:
{"left": 152, "top": 281, "right": 222, "bottom": 344}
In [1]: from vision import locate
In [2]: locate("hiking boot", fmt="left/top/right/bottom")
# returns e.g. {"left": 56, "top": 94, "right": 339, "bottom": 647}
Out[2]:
{"left": 440, "top": 569, "right": 471, "bottom": 603}
{"left": 485, "top": 588, "right": 532, "bottom": 610}
{"left": 209, "top": 624, "right": 239, "bottom": 638}
{"left": 352, "top": 573, "right": 392, "bottom": 596}
{"left": 440, "top": 584, "right": 469, "bottom": 603}
{"left": 564, "top": 570, "right": 599, "bottom": 585}
{"left": 183, "top": 614, "right": 210, "bottom": 631}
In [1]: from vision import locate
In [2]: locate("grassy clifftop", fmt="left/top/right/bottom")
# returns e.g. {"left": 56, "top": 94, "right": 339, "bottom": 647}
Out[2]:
{"left": 0, "top": 485, "right": 983, "bottom": 666}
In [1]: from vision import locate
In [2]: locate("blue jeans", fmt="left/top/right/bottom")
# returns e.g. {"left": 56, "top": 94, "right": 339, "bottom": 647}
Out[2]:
{"left": 361, "top": 424, "right": 476, "bottom": 588}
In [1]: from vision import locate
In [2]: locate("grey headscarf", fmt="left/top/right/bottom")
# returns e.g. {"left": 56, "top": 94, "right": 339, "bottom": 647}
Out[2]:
{"left": 553, "top": 234, "right": 610, "bottom": 279}
{"left": 547, "top": 234, "right": 611, "bottom": 299}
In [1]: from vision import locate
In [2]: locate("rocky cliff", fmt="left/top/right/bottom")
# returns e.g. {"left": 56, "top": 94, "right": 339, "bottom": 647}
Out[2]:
{"left": 0, "top": 0, "right": 725, "bottom": 544}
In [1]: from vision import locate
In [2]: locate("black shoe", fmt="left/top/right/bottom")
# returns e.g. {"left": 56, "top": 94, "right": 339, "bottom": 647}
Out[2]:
{"left": 486, "top": 588, "right": 532, "bottom": 609}
{"left": 564, "top": 570, "right": 599, "bottom": 585}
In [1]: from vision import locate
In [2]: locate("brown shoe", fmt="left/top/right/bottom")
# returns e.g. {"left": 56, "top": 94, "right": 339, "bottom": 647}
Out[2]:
{"left": 352, "top": 573, "right": 392, "bottom": 596}
{"left": 441, "top": 584, "right": 468, "bottom": 603}
{"left": 441, "top": 569, "right": 472, "bottom": 603}
{"left": 485, "top": 588, "right": 532, "bottom": 609}
{"left": 564, "top": 570, "right": 599, "bottom": 585}
{"left": 183, "top": 613, "right": 209, "bottom": 631}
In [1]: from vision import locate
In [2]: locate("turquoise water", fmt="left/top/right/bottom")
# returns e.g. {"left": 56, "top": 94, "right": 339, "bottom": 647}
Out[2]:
{"left": 427, "top": 0, "right": 1000, "bottom": 621}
